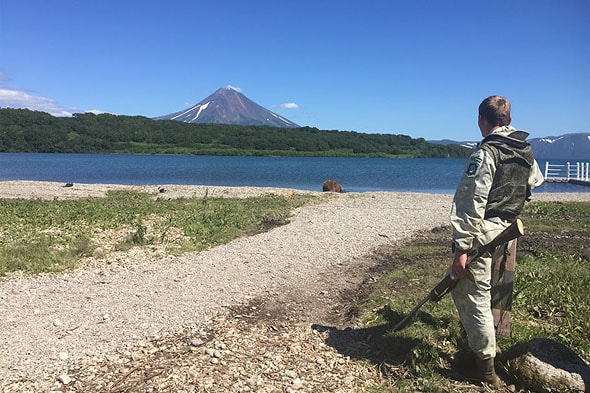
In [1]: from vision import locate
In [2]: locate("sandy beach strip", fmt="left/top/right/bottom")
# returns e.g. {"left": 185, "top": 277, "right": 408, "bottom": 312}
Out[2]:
{"left": 0, "top": 180, "right": 589, "bottom": 201}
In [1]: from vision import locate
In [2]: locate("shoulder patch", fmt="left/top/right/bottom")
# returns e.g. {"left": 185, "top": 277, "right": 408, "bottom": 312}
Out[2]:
{"left": 465, "top": 156, "right": 482, "bottom": 177}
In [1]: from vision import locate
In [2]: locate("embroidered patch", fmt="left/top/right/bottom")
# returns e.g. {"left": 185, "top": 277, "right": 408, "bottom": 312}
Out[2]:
{"left": 465, "top": 158, "right": 481, "bottom": 177}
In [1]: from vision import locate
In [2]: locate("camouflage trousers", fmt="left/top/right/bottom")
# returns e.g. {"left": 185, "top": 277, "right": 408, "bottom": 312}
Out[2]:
{"left": 452, "top": 219, "right": 512, "bottom": 360}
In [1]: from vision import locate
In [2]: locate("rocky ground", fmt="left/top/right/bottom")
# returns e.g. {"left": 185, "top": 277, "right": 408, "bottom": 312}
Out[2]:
{"left": 1, "top": 181, "right": 589, "bottom": 392}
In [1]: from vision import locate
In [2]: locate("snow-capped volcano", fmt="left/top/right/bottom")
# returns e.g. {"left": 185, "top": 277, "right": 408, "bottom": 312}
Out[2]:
{"left": 155, "top": 87, "right": 299, "bottom": 128}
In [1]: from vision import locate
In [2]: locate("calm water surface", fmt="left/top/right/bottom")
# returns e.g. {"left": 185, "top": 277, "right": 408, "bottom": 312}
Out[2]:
{"left": 0, "top": 153, "right": 587, "bottom": 194}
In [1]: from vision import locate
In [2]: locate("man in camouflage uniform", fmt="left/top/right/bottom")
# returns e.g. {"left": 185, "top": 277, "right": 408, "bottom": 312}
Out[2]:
{"left": 450, "top": 96, "right": 544, "bottom": 387}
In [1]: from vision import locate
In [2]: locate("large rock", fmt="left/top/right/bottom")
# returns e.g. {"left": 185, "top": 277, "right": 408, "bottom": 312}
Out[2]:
{"left": 505, "top": 338, "right": 590, "bottom": 392}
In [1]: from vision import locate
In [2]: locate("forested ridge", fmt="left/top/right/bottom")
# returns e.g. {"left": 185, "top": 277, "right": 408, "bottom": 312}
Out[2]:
{"left": 0, "top": 108, "right": 470, "bottom": 158}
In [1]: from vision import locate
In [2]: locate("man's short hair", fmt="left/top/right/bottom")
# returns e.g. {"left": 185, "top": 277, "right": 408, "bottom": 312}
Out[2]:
{"left": 479, "top": 96, "right": 511, "bottom": 126}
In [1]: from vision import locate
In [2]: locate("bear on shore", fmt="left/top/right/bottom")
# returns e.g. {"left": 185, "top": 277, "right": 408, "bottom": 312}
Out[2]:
{"left": 322, "top": 180, "right": 343, "bottom": 193}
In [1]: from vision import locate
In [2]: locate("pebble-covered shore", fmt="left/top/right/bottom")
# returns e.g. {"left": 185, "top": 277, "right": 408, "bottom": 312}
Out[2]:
{"left": 1, "top": 181, "right": 588, "bottom": 392}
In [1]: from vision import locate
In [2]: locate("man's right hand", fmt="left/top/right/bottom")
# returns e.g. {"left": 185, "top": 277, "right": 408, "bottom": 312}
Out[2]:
{"left": 452, "top": 250, "right": 470, "bottom": 279}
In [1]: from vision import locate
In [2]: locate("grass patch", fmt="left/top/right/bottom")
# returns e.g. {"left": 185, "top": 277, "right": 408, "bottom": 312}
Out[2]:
{"left": 0, "top": 190, "right": 319, "bottom": 275}
{"left": 345, "top": 201, "right": 590, "bottom": 392}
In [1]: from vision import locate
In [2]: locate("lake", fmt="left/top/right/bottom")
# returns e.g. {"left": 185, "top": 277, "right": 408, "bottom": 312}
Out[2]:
{"left": 0, "top": 153, "right": 588, "bottom": 194}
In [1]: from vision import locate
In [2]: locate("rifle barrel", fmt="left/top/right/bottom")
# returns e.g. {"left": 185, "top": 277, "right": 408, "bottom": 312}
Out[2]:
{"left": 392, "top": 292, "right": 431, "bottom": 331}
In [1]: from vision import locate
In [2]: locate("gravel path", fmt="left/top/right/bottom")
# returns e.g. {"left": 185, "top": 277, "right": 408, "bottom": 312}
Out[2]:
{"left": 1, "top": 182, "right": 588, "bottom": 390}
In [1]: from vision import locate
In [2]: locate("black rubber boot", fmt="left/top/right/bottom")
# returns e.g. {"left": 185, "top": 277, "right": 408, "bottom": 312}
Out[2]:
{"left": 476, "top": 357, "right": 501, "bottom": 388}
{"left": 453, "top": 349, "right": 477, "bottom": 368}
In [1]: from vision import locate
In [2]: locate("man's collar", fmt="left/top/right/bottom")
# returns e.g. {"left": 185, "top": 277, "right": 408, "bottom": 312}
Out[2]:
{"left": 490, "top": 125, "right": 516, "bottom": 136}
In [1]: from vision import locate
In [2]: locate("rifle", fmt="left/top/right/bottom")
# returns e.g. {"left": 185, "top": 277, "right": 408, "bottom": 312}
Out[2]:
{"left": 392, "top": 219, "right": 524, "bottom": 331}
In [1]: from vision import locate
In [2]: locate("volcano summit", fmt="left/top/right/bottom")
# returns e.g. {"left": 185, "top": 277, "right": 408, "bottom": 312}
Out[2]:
{"left": 155, "top": 87, "right": 299, "bottom": 128}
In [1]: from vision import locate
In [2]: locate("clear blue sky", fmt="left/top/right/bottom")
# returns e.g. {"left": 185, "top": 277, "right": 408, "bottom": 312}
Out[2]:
{"left": 1, "top": 0, "right": 588, "bottom": 141}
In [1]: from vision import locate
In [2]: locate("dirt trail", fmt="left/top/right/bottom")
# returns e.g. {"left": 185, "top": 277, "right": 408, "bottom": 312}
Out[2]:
{"left": 1, "top": 182, "right": 588, "bottom": 392}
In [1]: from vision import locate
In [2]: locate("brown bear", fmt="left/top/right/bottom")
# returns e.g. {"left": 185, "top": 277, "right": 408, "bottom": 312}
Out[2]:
{"left": 322, "top": 180, "right": 343, "bottom": 193}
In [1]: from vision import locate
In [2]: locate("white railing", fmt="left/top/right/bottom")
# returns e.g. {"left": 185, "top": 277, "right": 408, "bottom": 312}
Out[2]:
{"left": 544, "top": 161, "right": 590, "bottom": 182}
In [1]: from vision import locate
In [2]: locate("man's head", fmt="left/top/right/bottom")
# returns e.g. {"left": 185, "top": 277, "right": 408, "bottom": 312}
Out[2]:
{"left": 478, "top": 95, "right": 512, "bottom": 137}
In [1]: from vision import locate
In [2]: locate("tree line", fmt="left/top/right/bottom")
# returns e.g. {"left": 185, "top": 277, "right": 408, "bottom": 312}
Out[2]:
{"left": 0, "top": 108, "right": 471, "bottom": 158}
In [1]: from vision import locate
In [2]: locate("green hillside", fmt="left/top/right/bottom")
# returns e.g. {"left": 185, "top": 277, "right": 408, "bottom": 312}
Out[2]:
{"left": 0, "top": 108, "right": 470, "bottom": 158}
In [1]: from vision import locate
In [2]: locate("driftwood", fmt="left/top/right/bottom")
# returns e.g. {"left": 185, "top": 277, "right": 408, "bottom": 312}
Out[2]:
{"left": 504, "top": 338, "right": 590, "bottom": 392}
{"left": 322, "top": 180, "right": 343, "bottom": 193}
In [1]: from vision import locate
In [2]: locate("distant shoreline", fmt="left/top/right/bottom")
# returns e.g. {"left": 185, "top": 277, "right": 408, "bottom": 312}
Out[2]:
{"left": 0, "top": 180, "right": 318, "bottom": 200}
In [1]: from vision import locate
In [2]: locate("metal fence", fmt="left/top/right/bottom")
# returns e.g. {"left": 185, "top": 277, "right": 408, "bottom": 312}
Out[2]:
{"left": 544, "top": 161, "right": 590, "bottom": 182}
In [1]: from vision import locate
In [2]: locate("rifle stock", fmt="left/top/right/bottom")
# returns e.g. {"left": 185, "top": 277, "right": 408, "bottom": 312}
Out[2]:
{"left": 392, "top": 219, "right": 524, "bottom": 331}
{"left": 470, "top": 219, "right": 524, "bottom": 260}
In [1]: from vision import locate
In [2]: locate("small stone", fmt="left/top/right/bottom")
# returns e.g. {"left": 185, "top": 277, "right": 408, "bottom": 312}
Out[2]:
{"left": 289, "top": 344, "right": 302, "bottom": 354}
{"left": 214, "top": 341, "right": 227, "bottom": 350}
{"left": 292, "top": 378, "right": 303, "bottom": 389}
{"left": 93, "top": 247, "right": 106, "bottom": 257}
{"left": 190, "top": 338, "right": 204, "bottom": 347}
{"left": 58, "top": 374, "right": 72, "bottom": 385}
{"left": 245, "top": 377, "right": 257, "bottom": 387}
{"left": 53, "top": 319, "right": 62, "bottom": 327}
{"left": 59, "top": 352, "right": 69, "bottom": 360}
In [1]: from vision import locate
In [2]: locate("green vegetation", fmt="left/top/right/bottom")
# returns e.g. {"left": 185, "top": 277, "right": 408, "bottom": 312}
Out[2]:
{"left": 510, "top": 202, "right": 589, "bottom": 355}
{"left": 2, "top": 189, "right": 585, "bottom": 391}
{"left": 0, "top": 108, "right": 470, "bottom": 158}
{"left": 350, "top": 201, "right": 590, "bottom": 392}
{"left": 0, "top": 190, "right": 319, "bottom": 276}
